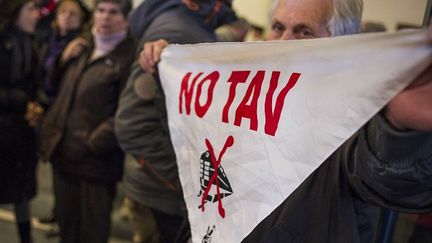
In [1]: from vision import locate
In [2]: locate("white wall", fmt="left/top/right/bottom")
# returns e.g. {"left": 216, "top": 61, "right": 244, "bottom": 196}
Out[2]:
{"left": 82, "top": 0, "right": 94, "bottom": 9}
{"left": 232, "top": 0, "right": 273, "bottom": 30}
{"left": 362, "top": 0, "right": 428, "bottom": 31}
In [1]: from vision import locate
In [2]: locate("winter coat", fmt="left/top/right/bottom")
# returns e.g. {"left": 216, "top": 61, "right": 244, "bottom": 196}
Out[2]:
{"left": 39, "top": 34, "right": 136, "bottom": 184}
{"left": 0, "top": 27, "right": 39, "bottom": 204}
{"left": 115, "top": 4, "right": 225, "bottom": 215}
{"left": 39, "top": 30, "right": 81, "bottom": 107}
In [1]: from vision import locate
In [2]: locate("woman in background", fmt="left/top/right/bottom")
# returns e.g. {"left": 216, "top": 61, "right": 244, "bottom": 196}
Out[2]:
{"left": 0, "top": 0, "right": 43, "bottom": 242}
{"left": 36, "top": 0, "right": 90, "bottom": 232}
{"left": 39, "top": 0, "right": 135, "bottom": 242}
{"left": 40, "top": 0, "right": 90, "bottom": 107}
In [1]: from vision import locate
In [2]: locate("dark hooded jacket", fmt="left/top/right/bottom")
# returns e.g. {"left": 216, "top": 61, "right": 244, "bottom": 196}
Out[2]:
{"left": 116, "top": 0, "right": 237, "bottom": 215}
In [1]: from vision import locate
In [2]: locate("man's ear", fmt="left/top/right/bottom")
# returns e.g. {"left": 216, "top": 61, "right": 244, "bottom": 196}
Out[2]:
{"left": 182, "top": 0, "right": 200, "bottom": 11}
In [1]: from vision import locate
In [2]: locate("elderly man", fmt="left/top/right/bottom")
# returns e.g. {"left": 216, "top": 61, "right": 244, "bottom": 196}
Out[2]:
{"left": 247, "top": 0, "right": 432, "bottom": 242}
{"left": 139, "top": 0, "right": 432, "bottom": 242}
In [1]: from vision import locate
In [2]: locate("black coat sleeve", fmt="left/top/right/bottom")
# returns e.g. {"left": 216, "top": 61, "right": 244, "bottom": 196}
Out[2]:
{"left": 345, "top": 115, "right": 432, "bottom": 213}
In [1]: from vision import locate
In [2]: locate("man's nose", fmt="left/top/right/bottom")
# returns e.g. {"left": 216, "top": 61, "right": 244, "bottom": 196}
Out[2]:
{"left": 280, "top": 30, "right": 295, "bottom": 40}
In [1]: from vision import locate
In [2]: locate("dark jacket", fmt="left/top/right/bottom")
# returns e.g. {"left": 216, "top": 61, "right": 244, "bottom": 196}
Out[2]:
{"left": 40, "top": 34, "right": 136, "bottom": 184}
{"left": 116, "top": 4, "right": 228, "bottom": 215}
{"left": 128, "top": 0, "right": 236, "bottom": 42}
{"left": 0, "top": 27, "right": 39, "bottom": 203}
{"left": 39, "top": 29, "right": 81, "bottom": 107}
{"left": 243, "top": 115, "right": 432, "bottom": 243}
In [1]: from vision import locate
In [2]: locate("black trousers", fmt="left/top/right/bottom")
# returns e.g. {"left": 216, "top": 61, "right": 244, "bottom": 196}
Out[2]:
{"left": 53, "top": 169, "right": 116, "bottom": 243}
{"left": 151, "top": 208, "right": 186, "bottom": 243}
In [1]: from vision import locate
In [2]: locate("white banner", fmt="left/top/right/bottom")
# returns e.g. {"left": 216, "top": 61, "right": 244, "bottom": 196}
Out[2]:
{"left": 158, "top": 30, "right": 431, "bottom": 243}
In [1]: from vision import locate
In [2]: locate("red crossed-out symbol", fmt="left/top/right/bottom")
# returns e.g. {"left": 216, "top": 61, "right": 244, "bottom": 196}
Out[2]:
{"left": 200, "top": 135, "right": 234, "bottom": 218}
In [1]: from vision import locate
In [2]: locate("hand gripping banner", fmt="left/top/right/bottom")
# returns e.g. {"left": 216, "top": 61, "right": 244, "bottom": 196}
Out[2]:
{"left": 158, "top": 30, "right": 432, "bottom": 242}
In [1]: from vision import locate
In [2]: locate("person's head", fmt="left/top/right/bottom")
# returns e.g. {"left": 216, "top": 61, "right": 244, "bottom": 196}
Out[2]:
{"left": 0, "top": 0, "right": 39, "bottom": 33}
{"left": 16, "top": 1, "right": 39, "bottom": 33}
{"left": 268, "top": 0, "right": 363, "bottom": 41}
{"left": 55, "top": 0, "right": 89, "bottom": 36}
{"left": 93, "top": 0, "right": 131, "bottom": 35}
{"left": 361, "top": 21, "right": 387, "bottom": 33}
{"left": 182, "top": 0, "right": 225, "bottom": 23}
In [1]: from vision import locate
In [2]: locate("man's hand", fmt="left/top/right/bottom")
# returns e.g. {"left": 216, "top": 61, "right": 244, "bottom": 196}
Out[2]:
{"left": 385, "top": 24, "right": 432, "bottom": 131}
{"left": 61, "top": 37, "right": 89, "bottom": 63}
{"left": 139, "top": 39, "right": 169, "bottom": 74}
{"left": 25, "top": 101, "right": 44, "bottom": 128}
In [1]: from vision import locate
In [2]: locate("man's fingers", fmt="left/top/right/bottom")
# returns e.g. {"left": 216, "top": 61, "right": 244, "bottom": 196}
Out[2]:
{"left": 153, "top": 39, "right": 168, "bottom": 63}
{"left": 153, "top": 44, "right": 163, "bottom": 63}
{"left": 139, "top": 39, "right": 169, "bottom": 73}
{"left": 140, "top": 44, "right": 156, "bottom": 73}
{"left": 139, "top": 50, "right": 155, "bottom": 73}
{"left": 143, "top": 43, "right": 155, "bottom": 66}
{"left": 139, "top": 48, "right": 146, "bottom": 67}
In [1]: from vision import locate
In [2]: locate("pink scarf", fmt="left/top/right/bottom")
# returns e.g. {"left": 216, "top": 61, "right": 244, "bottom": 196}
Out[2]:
{"left": 90, "top": 26, "right": 127, "bottom": 61}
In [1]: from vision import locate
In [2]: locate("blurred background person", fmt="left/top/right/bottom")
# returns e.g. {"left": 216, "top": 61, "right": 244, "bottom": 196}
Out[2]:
{"left": 39, "top": 0, "right": 90, "bottom": 107}
{"left": 38, "top": 0, "right": 135, "bottom": 242}
{"left": 36, "top": 0, "right": 90, "bottom": 237}
{"left": 247, "top": 23, "right": 264, "bottom": 41}
{"left": 216, "top": 17, "right": 250, "bottom": 42}
{"left": 361, "top": 21, "right": 387, "bottom": 32}
{"left": 0, "top": 0, "right": 44, "bottom": 242}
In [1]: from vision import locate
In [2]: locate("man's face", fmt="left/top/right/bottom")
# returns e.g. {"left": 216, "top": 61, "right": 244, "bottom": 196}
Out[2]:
{"left": 93, "top": 1, "right": 127, "bottom": 35}
{"left": 268, "top": 0, "right": 333, "bottom": 41}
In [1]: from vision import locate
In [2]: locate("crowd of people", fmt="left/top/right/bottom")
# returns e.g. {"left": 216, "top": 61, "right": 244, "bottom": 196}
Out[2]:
{"left": 0, "top": 0, "right": 431, "bottom": 243}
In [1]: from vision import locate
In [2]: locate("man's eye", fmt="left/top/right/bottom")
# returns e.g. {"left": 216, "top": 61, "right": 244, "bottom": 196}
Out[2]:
{"left": 302, "top": 30, "right": 312, "bottom": 36}
{"left": 272, "top": 22, "right": 285, "bottom": 33}
{"left": 107, "top": 9, "right": 118, "bottom": 15}
{"left": 297, "top": 28, "right": 314, "bottom": 39}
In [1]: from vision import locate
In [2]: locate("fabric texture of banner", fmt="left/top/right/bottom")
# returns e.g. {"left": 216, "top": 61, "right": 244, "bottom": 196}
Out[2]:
{"left": 157, "top": 30, "right": 431, "bottom": 243}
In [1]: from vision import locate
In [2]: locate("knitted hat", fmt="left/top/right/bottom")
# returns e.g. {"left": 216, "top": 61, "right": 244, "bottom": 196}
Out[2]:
{"left": 95, "top": 0, "right": 132, "bottom": 18}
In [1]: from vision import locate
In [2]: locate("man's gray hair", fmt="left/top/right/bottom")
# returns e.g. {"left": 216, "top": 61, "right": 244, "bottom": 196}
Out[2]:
{"left": 269, "top": 0, "right": 363, "bottom": 36}
{"left": 328, "top": 0, "right": 363, "bottom": 36}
